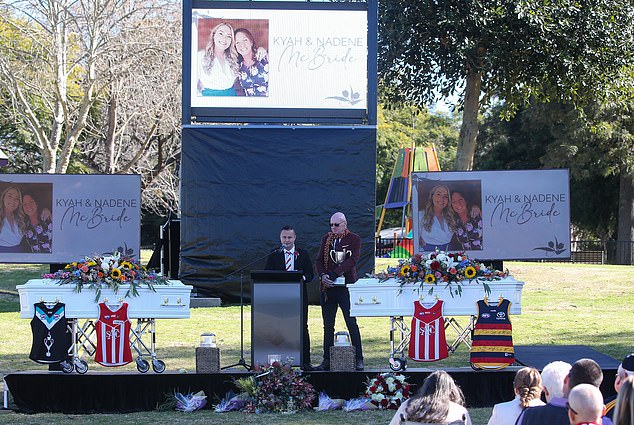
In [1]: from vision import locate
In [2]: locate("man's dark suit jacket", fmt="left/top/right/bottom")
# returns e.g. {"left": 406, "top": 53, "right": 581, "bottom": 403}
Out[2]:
{"left": 265, "top": 248, "right": 314, "bottom": 283}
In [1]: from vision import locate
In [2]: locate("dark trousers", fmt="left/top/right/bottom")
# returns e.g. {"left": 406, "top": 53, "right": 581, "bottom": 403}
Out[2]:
{"left": 320, "top": 286, "right": 363, "bottom": 362}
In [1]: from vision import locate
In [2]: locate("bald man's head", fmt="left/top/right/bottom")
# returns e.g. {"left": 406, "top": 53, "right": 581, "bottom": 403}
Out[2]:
{"left": 567, "top": 383, "right": 604, "bottom": 424}
{"left": 329, "top": 212, "right": 348, "bottom": 235}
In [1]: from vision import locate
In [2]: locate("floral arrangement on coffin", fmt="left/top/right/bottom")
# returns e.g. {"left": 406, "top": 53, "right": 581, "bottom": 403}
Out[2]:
{"left": 42, "top": 251, "right": 168, "bottom": 301}
{"left": 365, "top": 372, "right": 412, "bottom": 410}
{"left": 217, "top": 360, "right": 316, "bottom": 414}
{"left": 375, "top": 249, "right": 507, "bottom": 297}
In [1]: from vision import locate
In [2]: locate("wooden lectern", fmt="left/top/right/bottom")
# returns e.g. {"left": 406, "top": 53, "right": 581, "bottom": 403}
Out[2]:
{"left": 250, "top": 270, "right": 304, "bottom": 368}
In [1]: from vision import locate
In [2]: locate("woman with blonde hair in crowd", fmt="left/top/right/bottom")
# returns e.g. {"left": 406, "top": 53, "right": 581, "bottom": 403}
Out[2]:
{"left": 197, "top": 21, "right": 239, "bottom": 96}
{"left": 487, "top": 367, "right": 544, "bottom": 425}
{"left": 614, "top": 375, "right": 634, "bottom": 425}
{"left": 389, "top": 370, "right": 472, "bottom": 425}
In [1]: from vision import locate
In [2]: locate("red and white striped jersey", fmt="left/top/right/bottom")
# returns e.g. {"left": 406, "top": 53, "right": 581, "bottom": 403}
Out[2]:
{"left": 408, "top": 300, "right": 448, "bottom": 362}
{"left": 95, "top": 302, "right": 132, "bottom": 367}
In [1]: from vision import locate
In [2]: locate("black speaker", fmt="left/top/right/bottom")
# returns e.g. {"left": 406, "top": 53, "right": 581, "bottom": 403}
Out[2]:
{"left": 161, "top": 218, "right": 180, "bottom": 279}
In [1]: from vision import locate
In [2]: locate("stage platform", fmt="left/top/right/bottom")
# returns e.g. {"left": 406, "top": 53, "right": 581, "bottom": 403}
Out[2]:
{"left": 4, "top": 357, "right": 618, "bottom": 414}
{"left": 514, "top": 345, "right": 620, "bottom": 370}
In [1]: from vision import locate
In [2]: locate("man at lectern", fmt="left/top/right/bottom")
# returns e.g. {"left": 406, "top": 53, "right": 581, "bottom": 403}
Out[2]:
{"left": 265, "top": 225, "right": 315, "bottom": 371}
{"left": 314, "top": 211, "right": 364, "bottom": 371}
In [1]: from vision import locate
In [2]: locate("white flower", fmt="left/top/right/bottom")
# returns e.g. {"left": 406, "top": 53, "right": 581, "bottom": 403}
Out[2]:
{"left": 395, "top": 374, "right": 406, "bottom": 382}
{"left": 371, "top": 393, "right": 385, "bottom": 402}
{"left": 388, "top": 382, "right": 396, "bottom": 392}
{"left": 101, "top": 258, "right": 111, "bottom": 272}
{"left": 386, "top": 377, "right": 395, "bottom": 385}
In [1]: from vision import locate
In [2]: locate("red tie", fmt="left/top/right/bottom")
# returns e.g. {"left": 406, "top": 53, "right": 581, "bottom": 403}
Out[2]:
{"left": 285, "top": 251, "right": 292, "bottom": 271}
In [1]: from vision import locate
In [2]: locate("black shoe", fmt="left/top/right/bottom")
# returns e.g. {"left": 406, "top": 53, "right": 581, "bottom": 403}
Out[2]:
{"left": 301, "top": 364, "right": 314, "bottom": 371}
{"left": 355, "top": 358, "right": 364, "bottom": 371}
{"left": 313, "top": 362, "right": 330, "bottom": 371}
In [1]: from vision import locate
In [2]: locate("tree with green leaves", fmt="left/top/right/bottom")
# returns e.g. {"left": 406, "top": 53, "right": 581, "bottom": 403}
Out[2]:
{"left": 376, "top": 104, "right": 460, "bottom": 228}
{"left": 379, "top": 0, "right": 634, "bottom": 170}
{"left": 476, "top": 100, "right": 633, "bottom": 262}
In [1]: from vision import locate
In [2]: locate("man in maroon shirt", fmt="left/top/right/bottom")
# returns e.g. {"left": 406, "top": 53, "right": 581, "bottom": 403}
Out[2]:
{"left": 314, "top": 212, "right": 364, "bottom": 371}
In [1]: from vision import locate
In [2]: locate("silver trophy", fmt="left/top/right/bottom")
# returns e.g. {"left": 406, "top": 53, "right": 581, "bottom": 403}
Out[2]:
{"left": 330, "top": 249, "right": 351, "bottom": 264}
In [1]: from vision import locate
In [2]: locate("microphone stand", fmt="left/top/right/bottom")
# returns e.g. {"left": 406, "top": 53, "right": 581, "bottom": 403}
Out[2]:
{"left": 221, "top": 248, "right": 283, "bottom": 371}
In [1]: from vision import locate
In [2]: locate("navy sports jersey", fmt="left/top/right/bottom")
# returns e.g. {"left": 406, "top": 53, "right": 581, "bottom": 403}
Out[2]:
{"left": 470, "top": 298, "right": 514, "bottom": 369}
{"left": 29, "top": 302, "right": 72, "bottom": 363}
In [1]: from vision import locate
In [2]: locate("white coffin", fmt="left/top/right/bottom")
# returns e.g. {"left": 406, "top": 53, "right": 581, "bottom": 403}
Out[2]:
{"left": 348, "top": 277, "right": 524, "bottom": 317}
{"left": 17, "top": 279, "right": 192, "bottom": 319}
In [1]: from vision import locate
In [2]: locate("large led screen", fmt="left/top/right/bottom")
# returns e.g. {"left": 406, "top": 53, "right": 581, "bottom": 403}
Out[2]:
{"left": 0, "top": 174, "right": 141, "bottom": 263}
{"left": 184, "top": 1, "right": 372, "bottom": 123}
{"left": 412, "top": 169, "right": 571, "bottom": 260}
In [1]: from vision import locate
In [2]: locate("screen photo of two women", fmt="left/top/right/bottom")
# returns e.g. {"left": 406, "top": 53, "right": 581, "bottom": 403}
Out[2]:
{"left": 415, "top": 180, "right": 483, "bottom": 253}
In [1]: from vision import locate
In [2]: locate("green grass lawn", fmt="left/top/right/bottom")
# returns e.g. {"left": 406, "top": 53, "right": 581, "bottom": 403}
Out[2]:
{"left": 0, "top": 261, "right": 633, "bottom": 424}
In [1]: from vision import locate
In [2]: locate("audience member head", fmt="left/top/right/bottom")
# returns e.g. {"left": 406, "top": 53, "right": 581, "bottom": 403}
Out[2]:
{"left": 541, "top": 361, "right": 572, "bottom": 401}
{"left": 565, "top": 358, "right": 603, "bottom": 396}
{"left": 614, "top": 375, "right": 634, "bottom": 425}
{"left": 514, "top": 367, "right": 543, "bottom": 408}
{"left": 405, "top": 370, "right": 465, "bottom": 423}
{"left": 567, "top": 383, "right": 605, "bottom": 425}
{"left": 615, "top": 353, "right": 634, "bottom": 394}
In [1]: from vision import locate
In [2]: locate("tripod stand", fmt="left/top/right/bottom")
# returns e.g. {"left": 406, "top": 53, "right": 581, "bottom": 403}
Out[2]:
{"left": 221, "top": 248, "right": 281, "bottom": 371}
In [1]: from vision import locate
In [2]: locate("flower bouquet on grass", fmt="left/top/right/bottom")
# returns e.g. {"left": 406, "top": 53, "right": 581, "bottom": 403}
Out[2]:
{"left": 252, "top": 360, "right": 317, "bottom": 413}
{"left": 220, "top": 360, "right": 316, "bottom": 414}
{"left": 43, "top": 250, "right": 168, "bottom": 301}
{"left": 375, "top": 249, "right": 507, "bottom": 297}
{"left": 365, "top": 372, "right": 411, "bottom": 410}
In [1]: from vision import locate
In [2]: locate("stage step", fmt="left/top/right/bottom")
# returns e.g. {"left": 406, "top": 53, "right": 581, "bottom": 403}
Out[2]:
{"left": 190, "top": 297, "right": 221, "bottom": 308}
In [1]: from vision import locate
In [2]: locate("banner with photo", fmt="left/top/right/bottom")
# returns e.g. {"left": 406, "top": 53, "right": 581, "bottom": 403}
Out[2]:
{"left": 412, "top": 169, "right": 570, "bottom": 260}
{"left": 188, "top": 3, "right": 368, "bottom": 118}
{"left": 0, "top": 174, "right": 140, "bottom": 263}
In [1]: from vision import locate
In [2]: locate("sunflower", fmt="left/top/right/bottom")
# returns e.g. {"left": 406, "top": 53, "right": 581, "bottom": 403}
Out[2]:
{"left": 110, "top": 268, "right": 122, "bottom": 279}
{"left": 465, "top": 266, "right": 477, "bottom": 278}
{"left": 120, "top": 261, "right": 132, "bottom": 270}
{"left": 399, "top": 265, "right": 411, "bottom": 276}
{"left": 424, "top": 274, "right": 436, "bottom": 284}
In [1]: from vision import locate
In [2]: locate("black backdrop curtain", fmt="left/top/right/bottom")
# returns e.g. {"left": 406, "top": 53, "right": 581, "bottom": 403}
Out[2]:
{"left": 180, "top": 125, "right": 376, "bottom": 302}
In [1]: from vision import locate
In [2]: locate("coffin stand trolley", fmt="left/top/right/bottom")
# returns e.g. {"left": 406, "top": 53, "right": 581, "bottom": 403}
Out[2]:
{"left": 17, "top": 279, "right": 192, "bottom": 374}
{"left": 348, "top": 277, "right": 524, "bottom": 371}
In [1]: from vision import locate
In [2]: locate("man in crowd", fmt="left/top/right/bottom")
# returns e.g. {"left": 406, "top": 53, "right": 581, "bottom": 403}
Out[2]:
{"left": 519, "top": 358, "right": 611, "bottom": 425}
{"left": 265, "top": 225, "right": 315, "bottom": 371}
{"left": 605, "top": 353, "right": 634, "bottom": 419}
{"left": 542, "top": 361, "right": 573, "bottom": 402}
{"left": 314, "top": 212, "right": 364, "bottom": 371}
{"left": 567, "top": 384, "right": 606, "bottom": 425}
